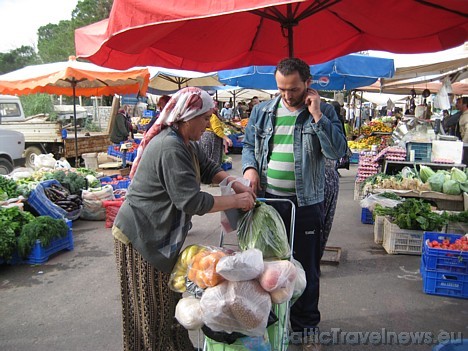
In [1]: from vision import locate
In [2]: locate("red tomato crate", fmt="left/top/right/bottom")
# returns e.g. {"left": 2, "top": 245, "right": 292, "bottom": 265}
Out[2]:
{"left": 422, "top": 232, "right": 468, "bottom": 274}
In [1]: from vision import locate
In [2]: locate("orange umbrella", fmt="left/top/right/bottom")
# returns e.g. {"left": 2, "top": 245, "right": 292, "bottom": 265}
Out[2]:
{"left": 0, "top": 56, "right": 150, "bottom": 164}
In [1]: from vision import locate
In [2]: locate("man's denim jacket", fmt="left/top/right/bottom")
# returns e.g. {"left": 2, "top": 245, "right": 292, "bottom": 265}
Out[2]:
{"left": 242, "top": 96, "right": 347, "bottom": 207}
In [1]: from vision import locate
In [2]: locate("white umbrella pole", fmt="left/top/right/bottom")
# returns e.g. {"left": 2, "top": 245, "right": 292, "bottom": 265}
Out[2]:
{"left": 72, "top": 80, "right": 79, "bottom": 166}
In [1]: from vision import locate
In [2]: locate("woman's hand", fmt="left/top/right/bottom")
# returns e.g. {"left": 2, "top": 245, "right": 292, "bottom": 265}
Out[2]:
{"left": 234, "top": 192, "right": 256, "bottom": 212}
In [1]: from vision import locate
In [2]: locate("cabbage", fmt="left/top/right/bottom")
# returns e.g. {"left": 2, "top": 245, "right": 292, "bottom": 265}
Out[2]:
{"left": 419, "top": 165, "right": 435, "bottom": 183}
{"left": 237, "top": 202, "right": 290, "bottom": 259}
{"left": 451, "top": 168, "right": 467, "bottom": 183}
{"left": 428, "top": 172, "right": 446, "bottom": 192}
{"left": 460, "top": 181, "right": 468, "bottom": 193}
{"left": 442, "top": 180, "right": 461, "bottom": 195}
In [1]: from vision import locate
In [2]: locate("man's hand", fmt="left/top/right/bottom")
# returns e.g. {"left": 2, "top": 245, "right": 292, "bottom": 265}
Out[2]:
{"left": 305, "top": 88, "right": 322, "bottom": 122}
{"left": 243, "top": 168, "right": 261, "bottom": 194}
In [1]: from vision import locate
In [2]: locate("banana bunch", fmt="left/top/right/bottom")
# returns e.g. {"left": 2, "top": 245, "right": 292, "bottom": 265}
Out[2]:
{"left": 139, "top": 118, "right": 152, "bottom": 125}
{"left": 348, "top": 136, "right": 382, "bottom": 150}
{"left": 169, "top": 245, "right": 207, "bottom": 293}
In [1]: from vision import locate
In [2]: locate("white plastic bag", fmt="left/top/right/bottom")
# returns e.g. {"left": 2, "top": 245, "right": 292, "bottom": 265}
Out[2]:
{"left": 258, "top": 260, "right": 297, "bottom": 292}
{"left": 216, "top": 248, "right": 264, "bottom": 281}
{"left": 360, "top": 194, "right": 402, "bottom": 211}
{"left": 200, "top": 280, "right": 271, "bottom": 337}
{"left": 219, "top": 177, "right": 250, "bottom": 233}
{"left": 175, "top": 296, "right": 204, "bottom": 330}
{"left": 291, "top": 258, "right": 306, "bottom": 305}
{"left": 81, "top": 185, "right": 114, "bottom": 220}
{"left": 34, "top": 153, "right": 57, "bottom": 170}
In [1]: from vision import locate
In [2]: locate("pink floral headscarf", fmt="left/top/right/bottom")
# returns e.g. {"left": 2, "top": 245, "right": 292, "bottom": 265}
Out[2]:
{"left": 130, "top": 87, "right": 214, "bottom": 178}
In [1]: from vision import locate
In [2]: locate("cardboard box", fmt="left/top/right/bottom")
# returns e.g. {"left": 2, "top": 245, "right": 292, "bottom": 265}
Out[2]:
{"left": 431, "top": 140, "right": 463, "bottom": 164}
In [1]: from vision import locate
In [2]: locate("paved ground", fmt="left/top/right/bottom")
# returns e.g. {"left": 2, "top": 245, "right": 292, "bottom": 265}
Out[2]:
{"left": 0, "top": 154, "right": 467, "bottom": 351}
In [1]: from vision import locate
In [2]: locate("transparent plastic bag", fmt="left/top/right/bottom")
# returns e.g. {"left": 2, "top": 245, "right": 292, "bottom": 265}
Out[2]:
{"left": 200, "top": 280, "right": 272, "bottom": 337}
{"left": 219, "top": 177, "right": 250, "bottom": 233}
{"left": 216, "top": 248, "right": 264, "bottom": 281}
{"left": 360, "top": 194, "right": 403, "bottom": 211}
{"left": 175, "top": 296, "right": 204, "bottom": 330}
{"left": 258, "top": 259, "right": 297, "bottom": 304}
{"left": 291, "top": 258, "right": 306, "bottom": 306}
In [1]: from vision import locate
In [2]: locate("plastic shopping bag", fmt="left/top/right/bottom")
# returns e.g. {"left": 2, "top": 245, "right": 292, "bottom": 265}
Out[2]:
{"left": 219, "top": 177, "right": 250, "bottom": 233}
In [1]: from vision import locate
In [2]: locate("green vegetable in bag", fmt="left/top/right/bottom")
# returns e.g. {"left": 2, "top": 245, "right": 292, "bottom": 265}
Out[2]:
{"left": 237, "top": 202, "right": 290, "bottom": 259}
{"left": 442, "top": 179, "right": 461, "bottom": 195}
{"left": 419, "top": 166, "right": 435, "bottom": 183}
{"left": 451, "top": 167, "right": 467, "bottom": 183}
{"left": 428, "top": 172, "right": 446, "bottom": 192}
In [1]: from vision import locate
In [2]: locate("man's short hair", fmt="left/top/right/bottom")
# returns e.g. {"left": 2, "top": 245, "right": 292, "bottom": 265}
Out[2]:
{"left": 462, "top": 96, "right": 468, "bottom": 106}
{"left": 275, "top": 57, "right": 311, "bottom": 82}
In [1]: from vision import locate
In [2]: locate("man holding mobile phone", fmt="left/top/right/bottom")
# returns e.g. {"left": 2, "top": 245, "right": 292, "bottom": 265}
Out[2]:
{"left": 242, "top": 57, "right": 347, "bottom": 351}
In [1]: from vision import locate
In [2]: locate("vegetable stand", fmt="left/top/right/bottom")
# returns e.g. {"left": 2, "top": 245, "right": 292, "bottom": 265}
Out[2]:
{"left": 204, "top": 198, "right": 296, "bottom": 351}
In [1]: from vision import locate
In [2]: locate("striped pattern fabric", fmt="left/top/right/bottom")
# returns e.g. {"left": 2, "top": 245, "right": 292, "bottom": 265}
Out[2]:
{"left": 266, "top": 102, "right": 301, "bottom": 196}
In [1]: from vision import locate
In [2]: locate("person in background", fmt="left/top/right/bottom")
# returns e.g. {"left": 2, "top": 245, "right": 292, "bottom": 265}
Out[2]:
{"left": 247, "top": 96, "right": 260, "bottom": 116}
{"left": 242, "top": 58, "right": 347, "bottom": 351}
{"left": 220, "top": 102, "right": 233, "bottom": 121}
{"left": 445, "top": 97, "right": 464, "bottom": 138}
{"left": 457, "top": 96, "right": 468, "bottom": 142}
{"left": 110, "top": 104, "right": 134, "bottom": 144}
{"left": 199, "top": 101, "right": 233, "bottom": 167}
{"left": 146, "top": 95, "right": 171, "bottom": 131}
{"left": 113, "top": 87, "right": 256, "bottom": 351}
{"left": 321, "top": 101, "right": 343, "bottom": 259}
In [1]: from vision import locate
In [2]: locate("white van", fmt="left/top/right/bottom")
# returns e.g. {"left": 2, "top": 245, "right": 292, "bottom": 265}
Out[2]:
{"left": 0, "top": 129, "right": 25, "bottom": 175}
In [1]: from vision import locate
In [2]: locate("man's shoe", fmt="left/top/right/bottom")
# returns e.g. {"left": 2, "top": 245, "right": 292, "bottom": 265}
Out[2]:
{"left": 302, "top": 341, "right": 322, "bottom": 351}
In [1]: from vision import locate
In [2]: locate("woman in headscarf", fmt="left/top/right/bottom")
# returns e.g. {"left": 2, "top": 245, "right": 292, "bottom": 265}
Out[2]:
{"left": 113, "top": 87, "right": 255, "bottom": 351}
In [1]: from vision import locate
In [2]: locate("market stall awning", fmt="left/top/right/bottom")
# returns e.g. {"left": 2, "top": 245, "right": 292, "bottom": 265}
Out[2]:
{"left": 218, "top": 54, "right": 395, "bottom": 91}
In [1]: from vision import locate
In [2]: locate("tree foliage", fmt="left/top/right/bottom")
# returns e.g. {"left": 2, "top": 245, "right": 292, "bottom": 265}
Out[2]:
{"left": 20, "top": 94, "right": 56, "bottom": 118}
{"left": 37, "top": 0, "right": 113, "bottom": 63}
{"left": 0, "top": 46, "right": 40, "bottom": 74}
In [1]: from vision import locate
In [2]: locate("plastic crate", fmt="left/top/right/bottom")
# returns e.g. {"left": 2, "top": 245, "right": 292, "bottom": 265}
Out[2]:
{"left": 349, "top": 152, "right": 359, "bottom": 164}
{"left": 374, "top": 215, "right": 386, "bottom": 244}
{"left": 382, "top": 217, "right": 425, "bottom": 255}
{"left": 221, "top": 162, "right": 232, "bottom": 171}
{"left": 27, "top": 221, "right": 74, "bottom": 264}
{"left": 1, "top": 220, "right": 73, "bottom": 265}
{"left": 420, "top": 258, "right": 468, "bottom": 299}
{"left": 228, "top": 133, "right": 244, "bottom": 148}
{"left": 361, "top": 208, "right": 374, "bottom": 224}
{"left": 422, "top": 232, "right": 468, "bottom": 274}
{"left": 406, "top": 142, "right": 432, "bottom": 162}
{"left": 353, "top": 180, "right": 366, "bottom": 201}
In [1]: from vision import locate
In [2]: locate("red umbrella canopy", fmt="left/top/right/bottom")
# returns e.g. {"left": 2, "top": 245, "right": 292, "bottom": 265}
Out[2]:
{"left": 76, "top": 0, "right": 468, "bottom": 72}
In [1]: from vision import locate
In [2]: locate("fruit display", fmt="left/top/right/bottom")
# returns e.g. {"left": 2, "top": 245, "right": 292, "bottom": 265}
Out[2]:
{"left": 348, "top": 136, "right": 382, "bottom": 150}
{"left": 427, "top": 235, "right": 468, "bottom": 251}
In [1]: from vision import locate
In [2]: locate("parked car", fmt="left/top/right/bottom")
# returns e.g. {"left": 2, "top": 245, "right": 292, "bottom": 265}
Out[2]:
{"left": 0, "top": 129, "right": 25, "bottom": 175}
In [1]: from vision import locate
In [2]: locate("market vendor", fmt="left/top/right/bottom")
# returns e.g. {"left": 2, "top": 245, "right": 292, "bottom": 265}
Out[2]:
{"left": 112, "top": 87, "right": 256, "bottom": 351}
{"left": 110, "top": 104, "right": 134, "bottom": 144}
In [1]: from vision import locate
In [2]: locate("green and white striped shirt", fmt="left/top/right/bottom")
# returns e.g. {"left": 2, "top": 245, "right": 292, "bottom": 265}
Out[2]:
{"left": 266, "top": 101, "right": 302, "bottom": 196}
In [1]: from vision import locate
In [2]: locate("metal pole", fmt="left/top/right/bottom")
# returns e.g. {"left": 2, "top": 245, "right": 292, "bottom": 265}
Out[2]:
{"left": 72, "top": 80, "right": 79, "bottom": 166}
{"left": 287, "top": 4, "right": 294, "bottom": 58}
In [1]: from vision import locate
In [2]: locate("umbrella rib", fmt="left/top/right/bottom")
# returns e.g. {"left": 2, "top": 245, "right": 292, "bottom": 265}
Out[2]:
{"left": 414, "top": 0, "right": 468, "bottom": 17}
{"left": 296, "top": 0, "right": 341, "bottom": 22}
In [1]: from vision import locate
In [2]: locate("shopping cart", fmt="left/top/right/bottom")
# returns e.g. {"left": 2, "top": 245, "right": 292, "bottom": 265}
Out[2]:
{"left": 203, "top": 198, "right": 296, "bottom": 351}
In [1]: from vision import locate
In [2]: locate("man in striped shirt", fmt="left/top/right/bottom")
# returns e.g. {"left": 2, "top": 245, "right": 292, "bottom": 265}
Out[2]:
{"left": 242, "top": 58, "right": 347, "bottom": 351}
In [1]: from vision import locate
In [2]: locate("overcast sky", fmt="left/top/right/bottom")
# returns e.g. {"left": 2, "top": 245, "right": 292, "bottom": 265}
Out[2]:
{"left": 0, "top": 0, "right": 78, "bottom": 53}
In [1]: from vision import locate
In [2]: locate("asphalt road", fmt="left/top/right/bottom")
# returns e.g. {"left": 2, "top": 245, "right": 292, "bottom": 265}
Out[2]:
{"left": 1, "top": 154, "right": 467, "bottom": 351}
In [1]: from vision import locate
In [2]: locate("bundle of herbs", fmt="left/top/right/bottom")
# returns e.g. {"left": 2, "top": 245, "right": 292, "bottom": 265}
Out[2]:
{"left": 384, "top": 198, "right": 447, "bottom": 231}
{"left": 17, "top": 216, "right": 69, "bottom": 258}
{"left": 0, "top": 207, "right": 35, "bottom": 260}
